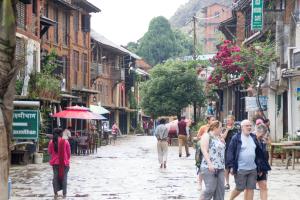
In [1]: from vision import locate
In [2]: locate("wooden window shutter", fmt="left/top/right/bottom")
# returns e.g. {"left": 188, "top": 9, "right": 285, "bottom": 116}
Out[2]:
{"left": 16, "top": 2, "right": 26, "bottom": 29}
{"left": 81, "top": 15, "right": 90, "bottom": 32}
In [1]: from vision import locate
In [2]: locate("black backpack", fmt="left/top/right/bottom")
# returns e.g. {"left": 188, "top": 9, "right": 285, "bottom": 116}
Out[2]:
{"left": 195, "top": 135, "right": 212, "bottom": 174}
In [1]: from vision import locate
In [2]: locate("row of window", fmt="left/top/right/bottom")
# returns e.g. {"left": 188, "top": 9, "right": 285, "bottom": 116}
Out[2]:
{"left": 43, "top": 2, "right": 89, "bottom": 46}
{"left": 72, "top": 51, "right": 88, "bottom": 87}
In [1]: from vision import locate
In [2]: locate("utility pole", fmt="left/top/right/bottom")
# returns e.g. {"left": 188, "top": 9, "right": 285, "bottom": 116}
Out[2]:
{"left": 192, "top": 14, "right": 197, "bottom": 123}
{"left": 192, "top": 14, "right": 197, "bottom": 61}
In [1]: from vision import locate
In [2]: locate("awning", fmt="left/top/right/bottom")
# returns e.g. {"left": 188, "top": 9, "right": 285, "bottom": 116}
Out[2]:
{"left": 60, "top": 93, "right": 80, "bottom": 99}
{"left": 90, "top": 105, "right": 110, "bottom": 114}
{"left": 72, "top": 88, "right": 100, "bottom": 94}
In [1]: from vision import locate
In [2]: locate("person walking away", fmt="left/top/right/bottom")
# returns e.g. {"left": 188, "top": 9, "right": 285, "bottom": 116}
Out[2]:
{"left": 62, "top": 126, "right": 71, "bottom": 140}
{"left": 255, "top": 124, "right": 271, "bottom": 200}
{"left": 111, "top": 122, "right": 119, "bottom": 145}
{"left": 196, "top": 116, "right": 215, "bottom": 189}
{"left": 221, "top": 115, "right": 238, "bottom": 190}
{"left": 148, "top": 119, "right": 154, "bottom": 136}
{"left": 143, "top": 120, "right": 149, "bottom": 135}
{"left": 48, "top": 128, "right": 71, "bottom": 199}
{"left": 200, "top": 120, "right": 225, "bottom": 200}
{"left": 227, "top": 120, "right": 270, "bottom": 200}
{"left": 155, "top": 118, "right": 169, "bottom": 168}
{"left": 62, "top": 126, "right": 74, "bottom": 154}
{"left": 177, "top": 116, "right": 190, "bottom": 157}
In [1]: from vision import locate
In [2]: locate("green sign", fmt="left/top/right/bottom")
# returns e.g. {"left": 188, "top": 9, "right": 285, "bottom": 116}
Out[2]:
{"left": 12, "top": 110, "right": 40, "bottom": 140}
{"left": 251, "top": 0, "right": 264, "bottom": 30}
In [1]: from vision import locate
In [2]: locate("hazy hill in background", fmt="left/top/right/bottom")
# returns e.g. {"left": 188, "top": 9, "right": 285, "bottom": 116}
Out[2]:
{"left": 169, "top": 0, "right": 232, "bottom": 29}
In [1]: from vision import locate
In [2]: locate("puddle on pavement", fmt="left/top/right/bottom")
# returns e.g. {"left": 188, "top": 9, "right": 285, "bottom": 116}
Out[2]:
{"left": 167, "top": 194, "right": 186, "bottom": 199}
{"left": 96, "top": 156, "right": 118, "bottom": 159}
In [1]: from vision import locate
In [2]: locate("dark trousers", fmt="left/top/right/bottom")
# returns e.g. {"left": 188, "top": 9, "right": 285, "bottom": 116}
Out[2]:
{"left": 52, "top": 165, "right": 69, "bottom": 195}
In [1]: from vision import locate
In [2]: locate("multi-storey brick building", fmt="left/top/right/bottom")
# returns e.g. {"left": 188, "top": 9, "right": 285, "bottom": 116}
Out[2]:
{"left": 15, "top": 0, "right": 42, "bottom": 96}
{"left": 90, "top": 31, "right": 142, "bottom": 134}
{"left": 41, "top": 0, "right": 100, "bottom": 108}
{"left": 201, "top": 3, "right": 232, "bottom": 54}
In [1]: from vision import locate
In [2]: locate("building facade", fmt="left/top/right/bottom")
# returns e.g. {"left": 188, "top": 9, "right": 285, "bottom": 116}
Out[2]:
{"left": 218, "top": 0, "right": 300, "bottom": 141}
{"left": 201, "top": 3, "right": 232, "bottom": 54}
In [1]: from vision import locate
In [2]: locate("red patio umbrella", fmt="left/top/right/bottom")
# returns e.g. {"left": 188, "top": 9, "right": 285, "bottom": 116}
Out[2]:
{"left": 52, "top": 105, "right": 105, "bottom": 120}
{"left": 51, "top": 105, "right": 106, "bottom": 134}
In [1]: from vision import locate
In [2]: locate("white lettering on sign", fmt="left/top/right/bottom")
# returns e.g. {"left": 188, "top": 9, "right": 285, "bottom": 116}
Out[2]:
{"left": 13, "top": 112, "right": 36, "bottom": 119}
{"left": 255, "top": 0, "right": 261, "bottom": 4}
{"left": 13, "top": 129, "right": 37, "bottom": 135}
{"left": 253, "top": 7, "right": 262, "bottom": 12}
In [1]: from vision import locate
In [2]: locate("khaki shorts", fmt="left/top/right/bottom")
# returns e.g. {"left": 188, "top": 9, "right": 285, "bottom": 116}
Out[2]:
{"left": 234, "top": 169, "right": 257, "bottom": 191}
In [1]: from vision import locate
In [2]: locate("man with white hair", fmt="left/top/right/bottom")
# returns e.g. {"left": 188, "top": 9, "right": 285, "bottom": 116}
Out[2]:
{"left": 226, "top": 120, "right": 270, "bottom": 200}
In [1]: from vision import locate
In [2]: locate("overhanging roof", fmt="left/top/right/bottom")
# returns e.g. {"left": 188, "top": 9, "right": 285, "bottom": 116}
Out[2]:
{"left": 91, "top": 30, "right": 128, "bottom": 55}
{"left": 53, "top": 0, "right": 77, "bottom": 10}
{"left": 219, "top": 14, "right": 237, "bottom": 41}
{"left": 72, "top": 0, "right": 101, "bottom": 13}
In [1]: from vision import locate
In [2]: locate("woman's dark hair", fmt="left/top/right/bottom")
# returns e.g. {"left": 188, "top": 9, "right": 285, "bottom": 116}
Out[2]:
{"left": 53, "top": 128, "right": 63, "bottom": 153}
{"left": 263, "top": 118, "right": 270, "bottom": 124}
{"left": 159, "top": 118, "right": 166, "bottom": 124}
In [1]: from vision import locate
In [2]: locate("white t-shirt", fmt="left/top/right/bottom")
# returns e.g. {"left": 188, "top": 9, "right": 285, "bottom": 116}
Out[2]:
{"left": 62, "top": 129, "right": 71, "bottom": 140}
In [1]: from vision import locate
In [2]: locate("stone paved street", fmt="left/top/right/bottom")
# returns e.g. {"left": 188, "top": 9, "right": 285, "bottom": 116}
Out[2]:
{"left": 10, "top": 136, "right": 300, "bottom": 200}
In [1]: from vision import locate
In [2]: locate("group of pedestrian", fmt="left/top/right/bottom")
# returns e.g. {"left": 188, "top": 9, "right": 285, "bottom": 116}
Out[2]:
{"left": 154, "top": 116, "right": 191, "bottom": 169}
{"left": 197, "top": 116, "right": 271, "bottom": 200}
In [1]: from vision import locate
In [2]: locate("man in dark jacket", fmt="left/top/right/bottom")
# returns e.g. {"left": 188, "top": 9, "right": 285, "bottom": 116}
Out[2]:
{"left": 226, "top": 120, "right": 271, "bottom": 200}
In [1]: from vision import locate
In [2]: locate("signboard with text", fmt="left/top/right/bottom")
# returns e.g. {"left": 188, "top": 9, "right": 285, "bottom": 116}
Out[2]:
{"left": 12, "top": 110, "right": 40, "bottom": 140}
{"left": 251, "top": 0, "right": 264, "bottom": 30}
{"left": 245, "top": 96, "right": 268, "bottom": 112}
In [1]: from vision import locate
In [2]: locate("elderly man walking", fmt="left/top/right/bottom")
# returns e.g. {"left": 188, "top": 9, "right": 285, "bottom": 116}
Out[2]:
{"left": 155, "top": 118, "right": 169, "bottom": 168}
{"left": 226, "top": 119, "right": 270, "bottom": 200}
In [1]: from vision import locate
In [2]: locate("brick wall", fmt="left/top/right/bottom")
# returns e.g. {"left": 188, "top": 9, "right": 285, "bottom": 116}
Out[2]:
{"left": 41, "top": 0, "right": 91, "bottom": 93}
{"left": 236, "top": 11, "right": 245, "bottom": 45}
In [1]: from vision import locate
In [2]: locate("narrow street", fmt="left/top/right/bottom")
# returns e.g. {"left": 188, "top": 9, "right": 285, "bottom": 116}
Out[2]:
{"left": 10, "top": 136, "right": 300, "bottom": 200}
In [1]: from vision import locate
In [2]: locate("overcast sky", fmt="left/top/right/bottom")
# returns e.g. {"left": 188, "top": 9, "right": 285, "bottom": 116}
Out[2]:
{"left": 89, "top": 0, "right": 189, "bottom": 46}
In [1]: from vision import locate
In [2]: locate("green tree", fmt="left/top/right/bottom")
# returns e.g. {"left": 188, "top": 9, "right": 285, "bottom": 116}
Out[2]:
{"left": 137, "top": 16, "right": 177, "bottom": 66}
{"left": 140, "top": 60, "right": 205, "bottom": 118}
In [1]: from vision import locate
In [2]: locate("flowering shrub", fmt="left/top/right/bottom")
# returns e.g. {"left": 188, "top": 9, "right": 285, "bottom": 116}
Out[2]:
{"left": 208, "top": 38, "right": 277, "bottom": 88}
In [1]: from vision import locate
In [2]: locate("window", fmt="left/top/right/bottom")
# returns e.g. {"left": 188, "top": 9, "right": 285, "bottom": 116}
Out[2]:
{"left": 83, "top": 32, "right": 87, "bottom": 47}
{"left": 15, "top": 37, "right": 26, "bottom": 79}
{"left": 115, "top": 56, "right": 120, "bottom": 70}
{"left": 81, "top": 15, "right": 90, "bottom": 32}
{"left": 73, "top": 50, "right": 79, "bottom": 85}
{"left": 214, "top": 11, "right": 220, "bottom": 17}
{"left": 214, "top": 27, "right": 219, "bottom": 33}
{"left": 82, "top": 53, "right": 88, "bottom": 87}
{"left": 74, "top": 11, "right": 79, "bottom": 43}
{"left": 16, "top": 1, "right": 26, "bottom": 29}
{"left": 62, "top": 13, "right": 69, "bottom": 46}
{"left": 43, "top": 3, "right": 49, "bottom": 40}
{"left": 32, "top": 0, "right": 37, "bottom": 15}
{"left": 54, "top": 8, "right": 59, "bottom": 44}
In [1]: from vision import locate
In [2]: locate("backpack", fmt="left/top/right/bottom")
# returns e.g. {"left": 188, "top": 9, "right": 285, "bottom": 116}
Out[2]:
{"left": 195, "top": 134, "right": 212, "bottom": 174}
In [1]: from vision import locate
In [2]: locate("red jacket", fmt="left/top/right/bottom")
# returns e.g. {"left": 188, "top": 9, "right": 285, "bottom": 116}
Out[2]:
{"left": 48, "top": 138, "right": 71, "bottom": 166}
{"left": 178, "top": 120, "right": 187, "bottom": 135}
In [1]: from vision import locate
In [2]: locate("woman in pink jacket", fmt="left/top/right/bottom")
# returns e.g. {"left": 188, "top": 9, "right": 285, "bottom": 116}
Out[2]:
{"left": 48, "top": 128, "right": 71, "bottom": 199}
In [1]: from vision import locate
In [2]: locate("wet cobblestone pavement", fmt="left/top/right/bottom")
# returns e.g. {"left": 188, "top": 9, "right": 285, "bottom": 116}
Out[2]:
{"left": 10, "top": 136, "right": 300, "bottom": 200}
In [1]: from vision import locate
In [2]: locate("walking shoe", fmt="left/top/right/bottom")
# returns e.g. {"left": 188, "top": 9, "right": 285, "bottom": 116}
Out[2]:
{"left": 179, "top": 154, "right": 182, "bottom": 157}
{"left": 224, "top": 184, "right": 230, "bottom": 190}
{"left": 186, "top": 153, "right": 191, "bottom": 157}
{"left": 160, "top": 164, "right": 163, "bottom": 168}
{"left": 164, "top": 163, "right": 167, "bottom": 168}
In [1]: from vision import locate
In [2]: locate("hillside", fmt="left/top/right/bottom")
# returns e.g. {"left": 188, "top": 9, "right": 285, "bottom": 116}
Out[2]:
{"left": 169, "top": 0, "right": 232, "bottom": 29}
